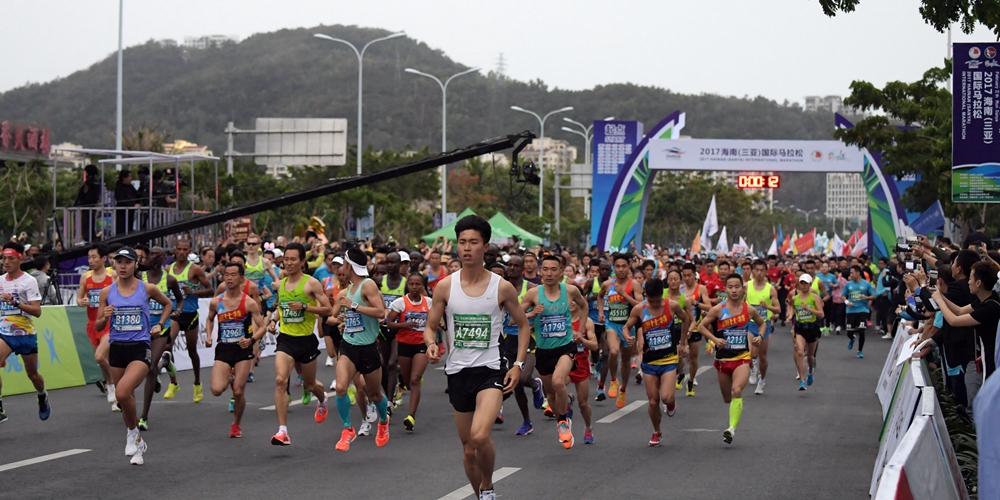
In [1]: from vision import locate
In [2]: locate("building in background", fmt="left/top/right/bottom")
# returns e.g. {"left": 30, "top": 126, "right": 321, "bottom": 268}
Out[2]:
{"left": 825, "top": 172, "right": 868, "bottom": 221}
{"left": 517, "top": 137, "right": 578, "bottom": 171}
{"left": 182, "top": 35, "right": 240, "bottom": 49}
{"left": 165, "top": 139, "right": 212, "bottom": 157}
{"left": 49, "top": 142, "right": 85, "bottom": 168}
{"left": 803, "top": 95, "right": 867, "bottom": 117}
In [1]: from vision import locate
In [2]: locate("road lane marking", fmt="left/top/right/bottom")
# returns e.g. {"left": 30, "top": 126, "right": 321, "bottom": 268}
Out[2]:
{"left": 260, "top": 400, "right": 304, "bottom": 411}
{"left": 0, "top": 449, "right": 91, "bottom": 472}
{"left": 597, "top": 400, "right": 647, "bottom": 423}
{"left": 438, "top": 467, "right": 520, "bottom": 500}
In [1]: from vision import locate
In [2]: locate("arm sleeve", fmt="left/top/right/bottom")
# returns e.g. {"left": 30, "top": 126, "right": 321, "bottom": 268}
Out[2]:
{"left": 389, "top": 297, "right": 406, "bottom": 314}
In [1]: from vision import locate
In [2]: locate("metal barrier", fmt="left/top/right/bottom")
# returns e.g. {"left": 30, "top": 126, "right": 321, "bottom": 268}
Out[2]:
{"left": 58, "top": 206, "right": 222, "bottom": 250}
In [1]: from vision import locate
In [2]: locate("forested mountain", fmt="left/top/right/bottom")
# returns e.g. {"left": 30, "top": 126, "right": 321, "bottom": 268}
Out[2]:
{"left": 1, "top": 25, "right": 839, "bottom": 211}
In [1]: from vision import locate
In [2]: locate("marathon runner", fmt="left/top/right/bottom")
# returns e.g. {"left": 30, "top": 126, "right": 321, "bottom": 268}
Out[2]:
{"left": 333, "top": 248, "right": 391, "bottom": 451}
{"left": 379, "top": 251, "right": 406, "bottom": 410}
{"left": 789, "top": 274, "right": 824, "bottom": 390}
{"left": 680, "top": 262, "right": 711, "bottom": 396}
{"left": 597, "top": 253, "right": 643, "bottom": 409}
{"left": 94, "top": 247, "right": 173, "bottom": 465}
{"left": 138, "top": 247, "right": 185, "bottom": 431}
{"left": 164, "top": 238, "right": 213, "bottom": 402}
{"left": 205, "top": 262, "right": 266, "bottom": 438}
{"left": 76, "top": 244, "right": 117, "bottom": 410}
{"left": 0, "top": 242, "right": 49, "bottom": 424}
{"left": 697, "top": 272, "right": 765, "bottom": 445}
{"left": 566, "top": 297, "right": 597, "bottom": 444}
{"left": 624, "top": 278, "right": 690, "bottom": 446}
{"left": 321, "top": 256, "right": 344, "bottom": 368}
{"left": 266, "top": 242, "right": 334, "bottom": 446}
{"left": 522, "top": 252, "right": 541, "bottom": 285}
{"left": 499, "top": 255, "right": 544, "bottom": 436}
{"left": 424, "top": 215, "right": 530, "bottom": 500}
{"left": 520, "top": 255, "right": 589, "bottom": 449}
{"left": 843, "top": 266, "right": 876, "bottom": 359}
{"left": 426, "top": 249, "right": 449, "bottom": 295}
{"left": 386, "top": 272, "right": 432, "bottom": 431}
{"left": 584, "top": 260, "right": 611, "bottom": 401}
{"left": 746, "top": 259, "right": 780, "bottom": 395}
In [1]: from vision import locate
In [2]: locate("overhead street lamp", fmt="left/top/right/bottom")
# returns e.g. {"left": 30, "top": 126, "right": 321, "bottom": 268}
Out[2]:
{"left": 561, "top": 116, "right": 614, "bottom": 166}
{"left": 314, "top": 31, "right": 405, "bottom": 175}
{"left": 404, "top": 66, "right": 480, "bottom": 225}
{"left": 795, "top": 207, "right": 819, "bottom": 223}
{"left": 510, "top": 105, "right": 574, "bottom": 223}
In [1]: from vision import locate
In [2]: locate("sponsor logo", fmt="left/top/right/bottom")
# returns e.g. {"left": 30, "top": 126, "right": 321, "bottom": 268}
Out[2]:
{"left": 810, "top": 151, "right": 823, "bottom": 162}
{"left": 827, "top": 151, "right": 849, "bottom": 161}
{"left": 988, "top": 47, "right": 997, "bottom": 59}
{"left": 986, "top": 61, "right": 1000, "bottom": 68}
{"left": 967, "top": 60, "right": 983, "bottom": 69}
{"left": 970, "top": 46, "right": 982, "bottom": 59}
{"left": 663, "top": 147, "right": 684, "bottom": 160}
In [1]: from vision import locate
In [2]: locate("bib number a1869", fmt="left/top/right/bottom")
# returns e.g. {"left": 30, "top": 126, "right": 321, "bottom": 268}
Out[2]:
{"left": 645, "top": 327, "right": 672, "bottom": 350}
{"left": 453, "top": 314, "right": 491, "bottom": 350}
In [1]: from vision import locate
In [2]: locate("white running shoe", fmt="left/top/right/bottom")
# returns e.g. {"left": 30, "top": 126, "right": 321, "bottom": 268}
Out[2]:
{"left": 365, "top": 403, "right": 377, "bottom": 423}
{"left": 881, "top": 333, "right": 892, "bottom": 340}
{"left": 755, "top": 379, "right": 765, "bottom": 395}
{"left": 125, "top": 430, "right": 139, "bottom": 456}
{"left": 107, "top": 385, "right": 117, "bottom": 405}
{"left": 112, "top": 403, "right": 121, "bottom": 412}
{"left": 130, "top": 439, "right": 146, "bottom": 465}
{"left": 358, "top": 421, "right": 372, "bottom": 436}
{"left": 748, "top": 361, "right": 759, "bottom": 385}
{"left": 325, "top": 356, "right": 335, "bottom": 367}
{"left": 329, "top": 379, "right": 337, "bottom": 391}
{"left": 692, "top": 378, "right": 698, "bottom": 386}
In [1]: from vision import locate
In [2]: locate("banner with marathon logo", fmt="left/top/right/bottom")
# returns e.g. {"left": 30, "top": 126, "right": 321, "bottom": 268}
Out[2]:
{"left": 952, "top": 42, "right": 1000, "bottom": 202}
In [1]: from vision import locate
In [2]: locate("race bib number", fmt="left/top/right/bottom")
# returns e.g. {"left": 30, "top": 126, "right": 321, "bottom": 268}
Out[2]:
{"left": 0, "top": 300, "right": 18, "bottom": 316}
{"left": 219, "top": 322, "right": 244, "bottom": 342}
{"left": 609, "top": 301, "right": 629, "bottom": 322}
{"left": 723, "top": 329, "right": 748, "bottom": 350}
{"left": 281, "top": 303, "right": 305, "bottom": 324}
{"left": 112, "top": 306, "right": 144, "bottom": 332}
{"left": 148, "top": 297, "right": 164, "bottom": 314}
{"left": 539, "top": 314, "right": 568, "bottom": 339}
{"left": 754, "top": 305, "right": 768, "bottom": 318}
{"left": 384, "top": 294, "right": 401, "bottom": 309}
{"left": 645, "top": 327, "right": 673, "bottom": 351}
{"left": 848, "top": 290, "right": 863, "bottom": 302}
{"left": 405, "top": 311, "right": 428, "bottom": 330}
{"left": 344, "top": 311, "right": 363, "bottom": 336}
{"left": 717, "top": 291, "right": 728, "bottom": 301}
{"left": 453, "top": 314, "right": 491, "bottom": 350}
{"left": 795, "top": 305, "right": 814, "bottom": 322}
{"left": 88, "top": 289, "right": 101, "bottom": 309}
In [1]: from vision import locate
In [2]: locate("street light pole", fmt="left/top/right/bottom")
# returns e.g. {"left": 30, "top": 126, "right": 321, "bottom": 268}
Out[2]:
{"left": 404, "top": 66, "right": 480, "bottom": 225}
{"left": 314, "top": 32, "right": 405, "bottom": 175}
{"left": 510, "top": 105, "right": 573, "bottom": 226}
{"left": 563, "top": 116, "right": 614, "bottom": 166}
{"left": 116, "top": 0, "right": 124, "bottom": 158}
{"left": 795, "top": 208, "right": 818, "bottom": 223}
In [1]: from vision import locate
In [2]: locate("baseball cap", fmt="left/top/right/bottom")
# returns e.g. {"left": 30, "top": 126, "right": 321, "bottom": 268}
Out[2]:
{"left": 114, "top": 247, "right": 138, "bottom": 261}
{"left": 799, "top": 274, "right": 813, "bottom": 284}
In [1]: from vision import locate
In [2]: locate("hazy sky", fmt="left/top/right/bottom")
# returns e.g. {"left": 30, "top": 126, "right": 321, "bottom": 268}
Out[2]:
{"left": 3, "top": 0, "right": 995, "bottom": 104}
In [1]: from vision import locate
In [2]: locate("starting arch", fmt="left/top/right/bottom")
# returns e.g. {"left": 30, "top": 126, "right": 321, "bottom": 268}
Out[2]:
{"left": 593, "top": 111, "right": 907, "bottom": 259}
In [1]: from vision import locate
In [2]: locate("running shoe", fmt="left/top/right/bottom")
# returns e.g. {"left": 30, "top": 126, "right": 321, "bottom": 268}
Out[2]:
{"left": 107, "top": 385, "right": 117, "bottom": 405}
{"left": 675, "top": 374, "right": 685, "bottom": 390}
{"left": 138, "top": 418, "right": 148, "bottom": 431}
{"left": 649, "top": 432, "right": 662, "bottom": 446}
{"left": 857, "top": 351, "right": 864, "bottom": 359}
{"left": 594, "top": 388, "right": 607, "bottom": 402}
{"left": 193, "top": 384, "right": 203, "bottom": 403}
{"left": 348, "top": 384, "right": 357, "bottom": 406}
{"left": 881, "top": 333, "right": 892, "bottom": 340}
{"left": 495, "top": 406, "right": 504, "bottom": 424}
{"left": 130, "top": 438, "right": 146, "bottom": 465}
{"left": 635, "top": 372, "right": 642, "bottom": 385}
{"left": 798, "top": 380, "right": 807, "bottom": 391}
{"left": 615, "top": 389, "right": 627, "bottom": 409}
{"left": 270, "top": 429, "right": 291, "bottom": 446}
{"left": 543, "top": 404, "right": 555, "bottom": 419}
{"left": 723, "top": 427, "right": 734, "bottom": 444}
{"left": 359, "top": 421, "right": 372, "bottom": 436}
{"left": 848, "top": 338, "right": 855, "bottom": 350}
{"left": 532, "top": 378, "right": 545, "bottom": 409}
{"left": 228, "top": 399, "right": 235, "bottom": 413}
{"left": 302, "top": 387, "right": 312, "bottom": 406}
{"left": 755, "top": 379, "right": 765, "bottom": 395}
{"left": 835, "top": 326, "right": 841, "bottom": 335}
{"left": 125, "top": 431, "right": 139, "bottom": 456}
{"left": 566, "top": 406, "right": 574, "bottom": 421}
{"left": 0, "top": 410, "right": 8, "bottom": 424}
{"left": 164, "top": 353, "right": 176, "bottom": 377}
{"left": 164, "top": 382, "right": 179, "bottom": 399}
{"left": 336, "top": 427, "right": 357, "bottom": 451}
{"left": 748, "top": 362, "right": 759, "bottom": 385}
{"left": 315, "top": 399, "right": 329, "bottom": 424}
{"left": 375, "top": 422, "right": 390, "bottom": 447}
{"left": 665, "top": 404, "right": 675, "bottom": 417}
{"left": 631, "top": 359, "right": 637, "bottom": 369}
{"left": 516, "top": 421, "right": 533, "bottom": 435}
{"left": 295, "top": 375, "right": 303, "bottom": 387}
{"left": 557, "top": 419, "right": 573, "bottom": 449}
{"left": 246, "top": 372, "right": 255, "bottom": 383}
{"left": 325, "top": 356, "right": 335, "bottom": 367}
{"left": 154, "top": 379, "right": 161, "bottom": 394}
{"left": 365, "top": 403, "right": 378, "bottom": 423}
{"left": 38, "top": 392, "right": 50, "bottom": 420}
{"left": 329, "top": 379, "right": 337, "bottom": 391}
{"left": 112, "top": 403, "right": 121, "bottom": 413}
{"left": 583, "top": 428, "right": 594, "bottom": 444}
{"left": 96, "top": 380, "right": 107, "bottom": 395}
{"left": 404, "top": 415, "right": 415, "bottom": 431}
{"left": 706, "top": 341, "right": 714, "bottom": 354}
{"left": 693, "top": 378, "right": 699, "bottom": 386}
{"left": 230, "top": 424, "right": 242, "bottom": 438}
{"left": 686, "top": 380, "right": 695, "bottom": 397}
{"left": 608, "top": 380, "right": 619, "bottom": 398}
{"left": 480, "top": 488, "right": 496, "bottom": 500}
{"left": 393, "top": 386, "right": 404, "bottom": 409}
{"left": 807, "top": 372, "right": 814, "bottom": 386}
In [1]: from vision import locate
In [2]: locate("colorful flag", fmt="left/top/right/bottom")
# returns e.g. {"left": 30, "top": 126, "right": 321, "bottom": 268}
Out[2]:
{"left": 850, "top": 233, "right": 868, "bottom": 257}
{"left": 700, "top": 195, "right": 719, "bottom": 250}
{"left": 766, "top": 238, "right": 777, "bottom": 256}
{"left": 780, "top": 235, "right": 791, "bottom": 254}
{"left": 790, "top": 230, "right": 799, "bottom": 254}
{"left": 716, "top": 226, "right": 729, "bottom": 255}
{"left": 777, "top": 224, "right": 784, "bottom": 244}
{"left": 690, "top": 230, "right": 702, "bottom": 254}
{"left": 795, "top": 228, "right": 817, "bottom": 255}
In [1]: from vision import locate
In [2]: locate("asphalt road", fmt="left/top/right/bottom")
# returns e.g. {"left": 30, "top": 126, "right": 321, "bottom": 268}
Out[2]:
{"left": 0, "top": 323, "right": 886, "bottom": 500}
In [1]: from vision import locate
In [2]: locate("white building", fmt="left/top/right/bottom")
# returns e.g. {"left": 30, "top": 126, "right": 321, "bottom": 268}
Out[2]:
{"left": 182, "top": 35, "right": 240, "bottom": 49}
{"left": 49, "top": 142, "right": 86, "bottom": 169}
{"left": 826, "top": 173, "right": 868, "bottom": 220}
{"left": 804, "top": 95, "right": 866, "bottom": 116}
{"left": 517, "top": 137, "right": 578, "bottom": 171}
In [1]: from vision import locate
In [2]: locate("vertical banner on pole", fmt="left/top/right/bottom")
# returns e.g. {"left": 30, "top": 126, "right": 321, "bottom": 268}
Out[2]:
{"left": 590, "top": 121, "right": 643, "bottom": 246}
{"left": 953, "top": 42, "right": 1000, "bottom": 202}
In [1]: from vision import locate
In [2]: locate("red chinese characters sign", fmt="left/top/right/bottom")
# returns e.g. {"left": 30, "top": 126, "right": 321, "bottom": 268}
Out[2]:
{"left": 0, "top": 120, "right": 51, "bottom": 156}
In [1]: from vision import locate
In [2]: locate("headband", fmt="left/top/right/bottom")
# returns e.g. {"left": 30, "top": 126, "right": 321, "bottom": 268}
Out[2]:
{"left": 2, "top": 249, "right": 22, "bottom": 258}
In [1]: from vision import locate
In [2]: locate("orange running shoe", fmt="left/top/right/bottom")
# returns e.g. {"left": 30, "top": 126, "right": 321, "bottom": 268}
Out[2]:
{"left": 336, "top": 427, "right": 357, "bottom": 452}
{"left": 230, "top": 423, "right": 242, "bottom": 438}
{"left": 270, "top": 429, "right": 290, "bottom": 446}
{"left": 375, "top": 422, "right": 390, "bottom": 447}
{"left": 315, "top": 399, "right": 329, "bottom": 424}
{"left": 608, "top": 380, "right": 619, "bottom": 398}
{"left": 557, "top": 419, "right": 574, "bottom": 449}
{"left": 616, "top": 389, "right": 627, "bottom": 409}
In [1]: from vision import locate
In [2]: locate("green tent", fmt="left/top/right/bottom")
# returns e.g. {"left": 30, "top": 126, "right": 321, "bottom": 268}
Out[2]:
{"left": 420, "top": 208, "right": 478, "bottom": 244}
{"left": 488, "top": 212, "right": 544, "bottom": 247}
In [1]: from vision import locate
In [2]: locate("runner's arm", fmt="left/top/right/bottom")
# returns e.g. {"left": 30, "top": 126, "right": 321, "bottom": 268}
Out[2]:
{"left": 354, "top": 280, "right": 385, "bottom": 319}
{"left": 423, "top": 276, "right": 450, "bottom": 363}
{"left": 167, "top": 276, "right": 184, "bottom": 318}
{"left": 190, "top": 266, "right": 214, "bottom": 297}
{"left": 246, "top": 299, "right": 266, "bottom": 344}
{"left": 766, "top": 285, "right": 781, "bottom": 314}
{"left": 264, "top": 258, "right": 279, "bottom": 282}
{"left": 579, "top": 318, "right": 598, "bottom": 351}
{"left": 95, "top": 287, "right": 112, "bottom": 331}
{"left": 625, "top": 280, "right": 643, "bottom": 305}
{"left": 697, "top": 285, "right": 713, "bottom": 312}
{"left": 596, "top": 281, "right": 608, "bottom": 323}
{"left": 204, "top": 298, "right": 219, "bottom": 347}
{"left": 499, "top": 279, "right": 531, "bottom": 369}
{"left": 75, "top": 276, "right": 89, "bottom": 307}
{"left": 672, "top": 300, "right": 691, "bottom": 345}
{"left": 748, "top": 307, "right": 766, "bottom": 338}
{"left": 305, "top": 278, "right": 335, "bottom": 318}
{"left": 520, "top": 288, "right": 540, "bottom": 319}
{"left": 568, "top": 286, "right": 589, "bottom": 325}
{"left": 806, "top": 291, "right": 824, "bottom": 318}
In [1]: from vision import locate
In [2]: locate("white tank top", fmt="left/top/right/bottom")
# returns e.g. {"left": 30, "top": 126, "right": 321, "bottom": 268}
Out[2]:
{"left": 444, "top": 269, "right": 504, "bottom": 375}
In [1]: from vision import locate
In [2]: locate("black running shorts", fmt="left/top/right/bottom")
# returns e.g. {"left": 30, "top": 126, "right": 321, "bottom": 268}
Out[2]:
{"left": 276, "top": 333, "right": 320, "bottom": 364}
{"left": 215, "top": 342, "right": 255, "bottom": 367}
{"left": 339, "top": 340, "right": 382, "bottom": 375}
{"left": 109, "top": 341, "right": 152, "bottom": 369}
{"left": 447, "top": 366, "right": 508, "bottom": 413}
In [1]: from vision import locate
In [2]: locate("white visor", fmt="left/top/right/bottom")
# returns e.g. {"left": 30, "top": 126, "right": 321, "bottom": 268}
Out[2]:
{"left": 346, "top": 255, "right": 369, "bottom": 277}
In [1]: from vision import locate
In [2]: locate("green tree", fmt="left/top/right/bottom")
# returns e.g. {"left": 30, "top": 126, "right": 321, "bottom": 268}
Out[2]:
{"left": 820, "top": 0, "right": 1000, "bottom": 36}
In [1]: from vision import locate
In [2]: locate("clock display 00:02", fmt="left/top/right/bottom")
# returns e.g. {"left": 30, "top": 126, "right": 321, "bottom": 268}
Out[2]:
{"left": 737, "top": 174, "right": 780, "bottom": 189}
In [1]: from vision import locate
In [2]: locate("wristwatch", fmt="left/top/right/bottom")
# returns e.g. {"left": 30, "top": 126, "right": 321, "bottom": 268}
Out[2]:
{"left": 350, "top": 302, "right": 359, "bottom": 312}
{"left": 513, "top": 361, "right": 525, "bottom": 369}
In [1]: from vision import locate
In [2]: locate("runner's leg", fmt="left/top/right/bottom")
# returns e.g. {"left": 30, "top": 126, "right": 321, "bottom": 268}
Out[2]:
{"left": 644, "top": 374, "right": 662, "bottom": 434}
{"left": 455, "top": 390, "right": 501, "bottom": 496}
{"left": 273, "top": 352, "right": 295, "bottom": 427}
{"left": 210, "top": 360, "right": 232, "bottom": 397}
{"left": 141, "top": 335, "right": 169, "bottom": 421}
{"left": 231, "top": 359, "right": 252, "bottom": 426}
{"left": 112, "top": 361, "right": 149, "bottom": 430}
{"left": 184, "top": 327, "right": 201, "bottom": 385}
{"left": 407, "top": 353, "right": 429, "bottom": 417}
